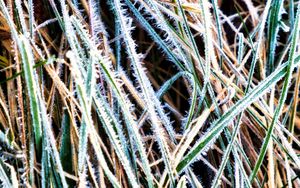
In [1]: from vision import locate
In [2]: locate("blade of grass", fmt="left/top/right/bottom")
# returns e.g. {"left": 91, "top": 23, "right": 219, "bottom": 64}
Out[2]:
{"left": 176, "top": 54, "right": 300, "bottom": 173}
{"left": 249, "top": 2, "right": 300, "bottom": 183}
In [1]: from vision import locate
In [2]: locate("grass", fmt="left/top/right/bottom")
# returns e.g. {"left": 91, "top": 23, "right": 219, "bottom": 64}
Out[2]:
{"left": 0, "top": 0, "right": 299, "bottom": 187}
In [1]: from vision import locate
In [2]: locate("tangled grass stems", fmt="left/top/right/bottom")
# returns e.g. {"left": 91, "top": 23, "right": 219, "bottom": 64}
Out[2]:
{"left": 0, "top": 0, "right": 299, "bottom": 187}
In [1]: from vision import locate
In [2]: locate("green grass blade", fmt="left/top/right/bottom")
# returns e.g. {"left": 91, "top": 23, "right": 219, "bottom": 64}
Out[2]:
{"left": 267, "top": 0, "right": 285, "bottom": 75}
{"left": 249, "top": 2, "right": 300, "bottom": 182}
{"left": 176, "top": 54, "right": 300, "bottom": 173}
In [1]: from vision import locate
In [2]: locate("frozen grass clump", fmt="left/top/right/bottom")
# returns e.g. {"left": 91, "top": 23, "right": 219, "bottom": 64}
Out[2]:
{"left": 0, "top": 0, "right": 299, "bottom": 187}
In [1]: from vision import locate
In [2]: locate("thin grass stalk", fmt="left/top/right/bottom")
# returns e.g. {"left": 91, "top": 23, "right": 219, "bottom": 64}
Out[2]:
{"left": 211, "top": 113, "right": 243, "bottom": 188}
{"left": 0, "top": 0, "right": 43, "bottom": 154}
{"left": 67, "top": 51, "right": 122, "bottom": 187}
{"left": 112, "top": 0, "right": 175, "bottom": 185}
{"left": 245, "top": 0, "right": 272, "bottom": 92}
{"left": 22, "top": 36, "right": 68, "bottom": 187}
{"left": 176, "top": 54, "right": 300, "bottom": 173}
{"left": 267, "top": 0, "right": 285, "bottom": 75}
{"left": 70, "top": 15, "right": 143, "bottom": 186}
{"left": 93, "top": 95, "right": 139, "bottom": 187}
{"left": 124, "top": 0, "right": 185, "bottom": 71}
{"left": 212, "top": 0, "right": 223, "bottom": 68}
{"left": 97, "top": 50, "right": 154, "bottom": 188}
{"left": 174, "top": 0, "right": 221, "bottom": 125}
{"left": 28, "top": 0, "right": 34, "bottom": 37}
{"left": 288, "top": 68, "right": 300, "bottom": 142}
{"left": 0, "top": 159, "right": 17, "bottom": 187}
{"left": 232, "top": 146, "right": 251, "bottom": 188}
{"left": 289, "top": 0, "right": 295, "bottom": 27}
{"left": 249, "top": 2, "right": 300, "bottom": 183}
{"left": 135, "top": 0, "right": 191, "bottom": 71}
{"left": 14, "top": 0, "right": 28, "bottom": 34}
{"left": 284, "top": 153, "right": 293, "bottom": 188}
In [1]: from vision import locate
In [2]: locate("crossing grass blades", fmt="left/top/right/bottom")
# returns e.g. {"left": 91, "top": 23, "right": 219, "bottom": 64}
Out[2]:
{"left": 0, "top": 0, "right": 300, "bottom": 187}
